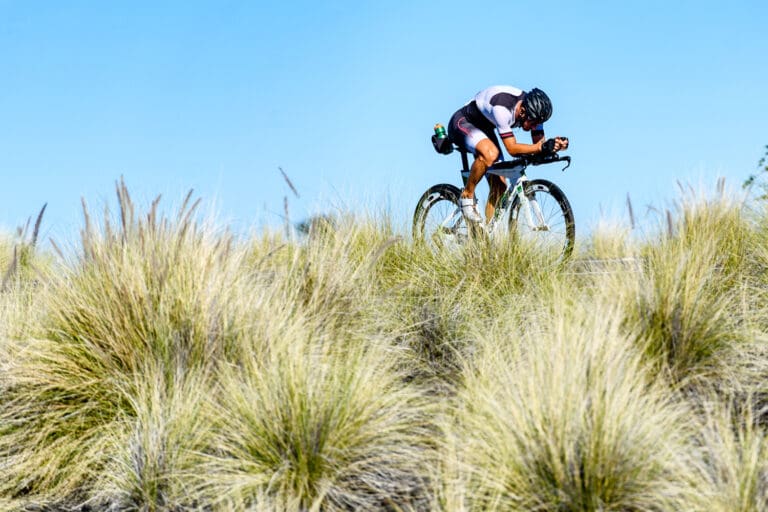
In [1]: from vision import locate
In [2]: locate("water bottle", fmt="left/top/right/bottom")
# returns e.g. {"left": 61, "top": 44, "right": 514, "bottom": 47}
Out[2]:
{"left": 432, "top": 123, "right": 452, "bottom": 154}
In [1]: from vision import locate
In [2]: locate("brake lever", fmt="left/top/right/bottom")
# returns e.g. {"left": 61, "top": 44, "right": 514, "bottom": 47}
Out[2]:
{"left": 560, "top": 156, "right": 571, "bottom": 172}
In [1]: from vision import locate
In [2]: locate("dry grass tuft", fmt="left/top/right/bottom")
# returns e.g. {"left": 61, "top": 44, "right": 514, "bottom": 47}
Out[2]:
{"left": 2, "top": 179, "right": 768, "bottom": 510}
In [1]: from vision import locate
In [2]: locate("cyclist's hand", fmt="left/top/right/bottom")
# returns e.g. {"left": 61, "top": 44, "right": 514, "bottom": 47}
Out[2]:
{"left": 555, "top": 136, "right": 569, "bottom": 151}
{"left": 540, "top": 138, "right": 557, "bottom": 155}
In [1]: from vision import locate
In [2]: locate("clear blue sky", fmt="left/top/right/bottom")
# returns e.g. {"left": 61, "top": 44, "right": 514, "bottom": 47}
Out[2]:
{"left": 1, "top": 1, "right": 766, "bottom": 241}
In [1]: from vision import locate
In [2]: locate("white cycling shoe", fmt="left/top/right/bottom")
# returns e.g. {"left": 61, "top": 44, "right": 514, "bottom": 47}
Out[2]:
{"left": 459, "top": 196, "right": 483, "bottom": 224}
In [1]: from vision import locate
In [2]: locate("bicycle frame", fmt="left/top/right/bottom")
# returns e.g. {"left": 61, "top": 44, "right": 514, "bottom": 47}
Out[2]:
{"left": 457, "top": 152, "right": 571, "bottom": 237}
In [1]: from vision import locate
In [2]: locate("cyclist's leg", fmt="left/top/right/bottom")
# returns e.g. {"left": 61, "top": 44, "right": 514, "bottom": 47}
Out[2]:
{"left": 465, "top": 138, "right": 499, "bottom": 199}
{"left": 486, "top": 172, "right": 507, "bottom": 221}
{"left": 449, "top": 112, "right": 496, "bottom": 223}
{"left": 448, "top": 115, "right": 498, "bottom": 199}
{"left": 481, "top": 131, "right": 506, "bottom": 221}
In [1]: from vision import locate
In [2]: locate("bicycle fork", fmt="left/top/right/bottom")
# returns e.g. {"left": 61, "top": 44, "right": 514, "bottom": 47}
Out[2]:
{"left": 513, "top": 176, "right": 549, "bottom": 231}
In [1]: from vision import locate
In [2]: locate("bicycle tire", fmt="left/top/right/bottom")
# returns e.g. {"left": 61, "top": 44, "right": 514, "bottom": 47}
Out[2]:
{"left": 412, "top": 184, "right": 468, "bottom": 250}
{"left": 508, "top": 179, "right": 575, "bottom": 261}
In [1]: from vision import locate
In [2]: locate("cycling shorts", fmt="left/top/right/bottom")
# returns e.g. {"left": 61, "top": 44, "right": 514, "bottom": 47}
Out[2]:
{"left": 447, "top": 101, "right": 502, "bottom": 155}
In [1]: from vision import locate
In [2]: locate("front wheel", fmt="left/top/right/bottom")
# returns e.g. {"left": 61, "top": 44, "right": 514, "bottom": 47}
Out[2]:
{"left": 508, "top": 179, "right": 575, "bottom": 262}
{"left": 413, "top": 184, "right": 468, "bottom": 251}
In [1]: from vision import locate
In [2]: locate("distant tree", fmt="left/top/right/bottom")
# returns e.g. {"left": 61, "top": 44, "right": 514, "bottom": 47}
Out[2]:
{"left": 744, "top": 145, "right": 768, "bottom": 198}
{"left": 296, "top": 214, "right": 336, "bottom": 239}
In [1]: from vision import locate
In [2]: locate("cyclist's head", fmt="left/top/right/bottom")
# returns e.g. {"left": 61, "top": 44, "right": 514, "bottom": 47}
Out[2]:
{"left": 522, "top": 88, "right": 553, "bottom": 125}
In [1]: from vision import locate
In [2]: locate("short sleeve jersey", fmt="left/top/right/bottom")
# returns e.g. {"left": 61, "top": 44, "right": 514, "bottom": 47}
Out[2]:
{"left": 472, "top": 85, "right": 542, "bottom": 139}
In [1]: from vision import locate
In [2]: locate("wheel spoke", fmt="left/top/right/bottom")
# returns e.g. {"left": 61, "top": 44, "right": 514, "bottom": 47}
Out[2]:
{"left": 413, "top": 185, "right": 466, "bottom": 252}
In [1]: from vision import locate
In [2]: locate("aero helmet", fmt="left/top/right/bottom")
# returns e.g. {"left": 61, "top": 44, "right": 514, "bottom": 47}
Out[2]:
{"left": 522, "top": 88, "right": 553, "bottom": 123}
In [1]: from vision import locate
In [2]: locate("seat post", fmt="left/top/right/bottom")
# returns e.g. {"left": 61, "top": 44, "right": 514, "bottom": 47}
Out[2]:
{"left": 460, "top": 150, "right": 470, "bottom": 173}
{"left": 460, "top": 150, "right": 470, "bottom": 187}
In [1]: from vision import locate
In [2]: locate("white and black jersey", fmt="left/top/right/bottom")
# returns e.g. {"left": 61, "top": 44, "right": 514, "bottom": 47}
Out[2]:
{"left": 447, "top": 85, "right": 543, "bottom": 154}
{"left": 472, "top": 85, "right": 526, "bottom": 139}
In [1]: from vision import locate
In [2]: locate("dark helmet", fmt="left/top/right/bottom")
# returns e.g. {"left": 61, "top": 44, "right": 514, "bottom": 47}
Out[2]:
{"left": 522, "top": 88, "right": 553, "bottom": 124}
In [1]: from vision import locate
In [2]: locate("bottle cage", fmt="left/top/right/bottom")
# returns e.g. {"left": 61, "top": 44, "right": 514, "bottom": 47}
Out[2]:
{"left": 431, "top": 134, "right": 454, "bottom": 155}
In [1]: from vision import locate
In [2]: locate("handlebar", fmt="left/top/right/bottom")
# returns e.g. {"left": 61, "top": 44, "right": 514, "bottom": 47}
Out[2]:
{"left": 491, "top": 153, "right": 571, "bottom": 172}
{"left": 434, "top": 134, "right": 572, "bottom": 172}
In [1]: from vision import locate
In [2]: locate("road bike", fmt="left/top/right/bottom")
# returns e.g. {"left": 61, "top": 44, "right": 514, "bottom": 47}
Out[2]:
{"left": 413, "top": 141, "right": 575, "bottom": 262}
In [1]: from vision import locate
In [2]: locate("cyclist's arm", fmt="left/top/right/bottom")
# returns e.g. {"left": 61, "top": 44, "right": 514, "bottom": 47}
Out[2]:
{"left": 492, "top": 107, "right": 543, "bottom": 155}
{"left": 531, "top": 126, "right": 570, "bottom": 152}
{"left": 500, "top": 131, "right": 544, "bottom": 155}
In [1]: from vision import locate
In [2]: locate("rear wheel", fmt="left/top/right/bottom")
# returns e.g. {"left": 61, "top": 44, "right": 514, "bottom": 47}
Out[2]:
{"left": 508, "top": 179, "right": 575, "bottom": 262}
{"left": 412, "top": 184, "right": 468, "bottom": 251}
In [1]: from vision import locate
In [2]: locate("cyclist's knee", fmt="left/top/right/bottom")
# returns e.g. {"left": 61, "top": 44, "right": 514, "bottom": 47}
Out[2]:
{"left": 475, "top": 140, "right": 499, "bottom": 166}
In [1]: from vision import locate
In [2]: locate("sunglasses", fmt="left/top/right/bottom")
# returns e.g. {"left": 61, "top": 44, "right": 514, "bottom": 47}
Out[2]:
{"left": 519, "top": 107, "right": 542, "bottom": 125}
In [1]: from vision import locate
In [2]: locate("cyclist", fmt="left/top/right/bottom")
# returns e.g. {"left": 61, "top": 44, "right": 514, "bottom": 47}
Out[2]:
{"left": 447, "top": 85, "right": 569, "bottom": 223}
